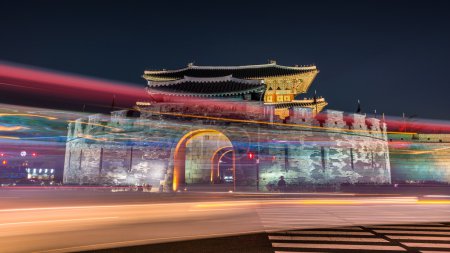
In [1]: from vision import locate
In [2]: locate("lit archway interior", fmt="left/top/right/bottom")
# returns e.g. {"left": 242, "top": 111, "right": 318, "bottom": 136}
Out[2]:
{"left": 173, "top": 129, "right": 234, "bottom": 191}
{"left": 210, "top": 146, "right": 234, "bottom": 183}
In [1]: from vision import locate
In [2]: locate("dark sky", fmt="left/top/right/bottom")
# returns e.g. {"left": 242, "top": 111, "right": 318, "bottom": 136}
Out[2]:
{"left": 1, "top": 0, "right": 450, "bottom": 119}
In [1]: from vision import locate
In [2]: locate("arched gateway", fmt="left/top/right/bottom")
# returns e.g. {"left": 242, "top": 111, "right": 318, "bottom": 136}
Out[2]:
{"left": 172, "top": 129, "right": 235, "bottom": 191}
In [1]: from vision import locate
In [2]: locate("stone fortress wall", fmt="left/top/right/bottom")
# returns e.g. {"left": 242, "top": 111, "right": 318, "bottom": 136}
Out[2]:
{"left": 388, "top": 133, "right": 450, "bottom": 183}
{"left": 63, "top": 103, "right": 391, "bottom": 192}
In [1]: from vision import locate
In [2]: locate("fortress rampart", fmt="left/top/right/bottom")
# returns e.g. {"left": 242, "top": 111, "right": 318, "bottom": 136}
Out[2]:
{"left": 64, "top": 103, "right": 391, "bottom": 191}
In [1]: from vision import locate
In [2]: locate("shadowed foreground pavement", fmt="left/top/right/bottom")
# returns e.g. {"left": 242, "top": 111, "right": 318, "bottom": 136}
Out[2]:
{"left": 91, "top": 233, "right": 272, "bottom": 253}
{"left": 93, "top": 222, "right": 450, "bottom": 253}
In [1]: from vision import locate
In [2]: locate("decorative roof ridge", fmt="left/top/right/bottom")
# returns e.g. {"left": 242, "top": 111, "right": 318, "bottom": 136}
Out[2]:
{"left": 292, "top": 97, "right": 326, "bottom": 102}
{"left": 148, "top": 75, "right": 264, "bottom": 87}
{"left": 267, "top": 99, "right": 328, "bottom": 105}
{"left": 144, "top": 63, "right": 317, "bottom": 74}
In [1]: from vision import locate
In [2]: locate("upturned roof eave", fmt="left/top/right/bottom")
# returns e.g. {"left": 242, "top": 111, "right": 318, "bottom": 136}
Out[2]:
{"left": 144, "top": 62, "right": 317, "bottom": 75}
{"left": 147, "top": 75, "right": 264, "bottom": 87}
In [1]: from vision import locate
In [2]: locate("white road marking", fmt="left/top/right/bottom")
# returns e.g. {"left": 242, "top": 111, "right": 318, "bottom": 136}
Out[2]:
{"left": 274, "top": 231, "right": 375, "bottom": 235}
{"left": 420, "top": 251, "right": 450, "bottom": 253}
{"left": 369, "top": 225, "right": 450, "bottom": 230}
{"left": 272, "top": 242, "right": 406, "bottom": 251}
{"left": 403, "top": 242, "right": 450, "bottom": 248}
{"left": 269, "top": 235, "right": 387, "bottom": 242}
{"left": 374, "top": 230, "right": 450, "bottom": 235}
{"left": 388, "top": 235, "right": 450, "bottom": 241}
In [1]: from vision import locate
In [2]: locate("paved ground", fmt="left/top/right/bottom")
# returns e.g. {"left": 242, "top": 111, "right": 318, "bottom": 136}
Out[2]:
{"left": 0, "top": 189, "right": 449, "bottom": 252}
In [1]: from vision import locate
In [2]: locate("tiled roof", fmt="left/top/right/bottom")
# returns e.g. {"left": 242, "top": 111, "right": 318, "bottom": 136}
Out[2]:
{"left": 144, "top": 62, "right": 317, "bottom": 80}
{"left": 146, "top": 75, "right": 265, "bottom": 97}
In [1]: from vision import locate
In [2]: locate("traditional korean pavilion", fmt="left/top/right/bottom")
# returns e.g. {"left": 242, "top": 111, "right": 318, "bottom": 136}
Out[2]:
{"left": 143, "top": 61, "right": 328, "bottom": 115}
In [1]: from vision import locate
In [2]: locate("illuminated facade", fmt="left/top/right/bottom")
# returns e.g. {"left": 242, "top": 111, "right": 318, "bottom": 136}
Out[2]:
{"left": 64, "top": 62, "right": 391, "bottom": 191}
{"left": 144, "top": 61, "right": 328, "bottom": 118}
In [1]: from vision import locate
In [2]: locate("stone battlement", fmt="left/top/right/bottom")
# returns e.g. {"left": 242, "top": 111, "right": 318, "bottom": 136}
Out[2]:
{"left": 289, "top": 108, "right": 386, "bottom": 137}
{"left": 68, "top": 104, "right": 387, "bottom": 142}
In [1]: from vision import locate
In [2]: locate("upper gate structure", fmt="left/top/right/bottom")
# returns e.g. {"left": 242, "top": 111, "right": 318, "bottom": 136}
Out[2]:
{"left": 144, "top": 61, "right": 328, "bottom": 115}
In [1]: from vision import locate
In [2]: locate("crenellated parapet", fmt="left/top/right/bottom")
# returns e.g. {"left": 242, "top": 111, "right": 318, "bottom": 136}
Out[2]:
{"left": 71, "top": 117, "right": 88, "bottom": 141}
{"left": 284, "top": 107, "right": 386, "bottom": 138}
{"left": 346, "top": 113, "right": 367, "bottom": 131}
{"left": 68, "top": 114, "right": 105, "bottom": 139}
{"left": 130, "top": 102, "right": 388, "bottom": 140}
{"left": 318, "top": 110, "right": 347, "bottom": 129}
{"left": 111, "top": 110, "right": 127, "bottom": 125}
{"left": 289, "top": 107, "right": 315, "bottom": 125}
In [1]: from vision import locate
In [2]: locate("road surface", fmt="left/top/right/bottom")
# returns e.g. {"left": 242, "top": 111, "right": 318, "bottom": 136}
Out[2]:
{"left": 0, "top": 189, "right": 449, "bottom": 252}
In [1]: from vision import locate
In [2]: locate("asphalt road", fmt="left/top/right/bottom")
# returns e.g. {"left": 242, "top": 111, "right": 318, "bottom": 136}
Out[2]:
{"left": 0, "top": 189, "right": 449, "bottom": 253}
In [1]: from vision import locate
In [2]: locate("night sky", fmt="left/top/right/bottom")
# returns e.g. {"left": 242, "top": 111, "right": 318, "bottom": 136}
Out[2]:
{"left": 1, "top": 0, "right": 450, "bottom": 119}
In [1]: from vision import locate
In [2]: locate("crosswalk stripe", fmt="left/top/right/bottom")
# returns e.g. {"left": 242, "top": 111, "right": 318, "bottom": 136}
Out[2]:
{"left": 274, "top": 231, "right": 374, "bottom": 236}
{"left": 374, "top": 230, "right": 450, "bottom": 235}
{"left": 387, "top": 235, "right": 450, "bottom": 241}
{"left": 380, "top": 223, "right": 447, "bottom": 226}
{"left": 402, "top": 242, "right": 450, "bottom": 248}
{"left": 272, "top": 242, "right": 406, "bottom": 251}
{"left": 264, "top": 225, "right": 349, "bottom": 230}
{"left": 419, "top": 251, "right": 450, "bottom": 253}
{"left": 269, "top": 235, "right": 388, "bottom": 242}
{"left": 269, "top": 226, "right": 365, "bottom": 231}
{"left": 368, "top": 226, "right": 450, "bottom": 230}
{"left": 261, "top": 223, "right": 352, "bottom": 228}
{"left": 263, "top": 223, "right": 347, "bottom": 227}
{"left": 401, "top": 223, "right": 445, "bottom": 226}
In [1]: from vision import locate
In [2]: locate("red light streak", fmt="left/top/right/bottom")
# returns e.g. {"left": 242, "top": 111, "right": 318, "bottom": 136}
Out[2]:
{"left": 1, "top": 62, "right": 450, "bottom": 134}
{"left": 0, "top": 61, "right": 148, "bottom": 107}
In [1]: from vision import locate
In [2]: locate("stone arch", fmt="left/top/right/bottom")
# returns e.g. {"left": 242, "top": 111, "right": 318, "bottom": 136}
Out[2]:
{"left": 172, "top": 129, "right": 235, "bottom": 191}
{"left": 210, "top": 146, "right": 234, "bottom": 183}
